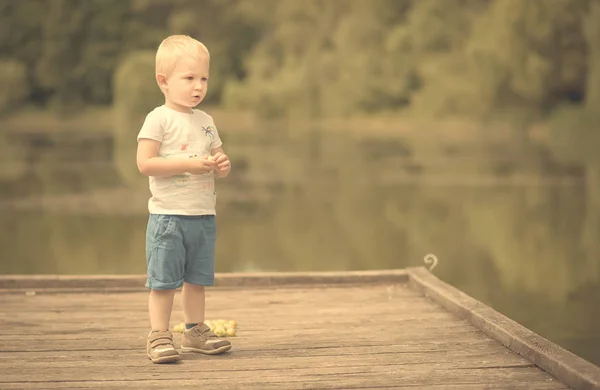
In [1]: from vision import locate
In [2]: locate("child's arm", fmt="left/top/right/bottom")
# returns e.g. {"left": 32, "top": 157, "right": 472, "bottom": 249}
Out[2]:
{"left": 137, "top": 139, "right": 216, "bottom": 177}
{"left": 211, "top": 146, "right": 231, "bottom": 178}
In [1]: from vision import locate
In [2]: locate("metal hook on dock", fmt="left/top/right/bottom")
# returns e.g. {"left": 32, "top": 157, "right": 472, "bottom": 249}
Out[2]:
{"left": 424, "top": 253, "right": 438, "bottom": 271}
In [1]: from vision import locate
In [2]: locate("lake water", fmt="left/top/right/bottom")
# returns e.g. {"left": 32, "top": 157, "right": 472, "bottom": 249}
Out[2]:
{"left": 0, "top": 128, "right": 598, "bottom": 367}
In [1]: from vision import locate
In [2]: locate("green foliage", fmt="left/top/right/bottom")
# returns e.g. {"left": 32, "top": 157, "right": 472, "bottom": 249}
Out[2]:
{"left": 0, "top": 0, "right": 597, "bottom": 122}
{"left": 0, "top": 1, "right": 46, "bottom": 68}
{"left": 0, "top": 59, "right": 28, "bottom": 179}
{"left": 34, "top": 0, "right": 134, "bottom": 113}
{"left": 396, "top": 0, "right": 487, "bottom": 117}
{"left": 164, "top": 0, "right": 262, "bottom": 104}
{"left": 35, "top": 0, "right": 87, "bottom": 113}
{"left": 222, "top": 0, "right": 594, "bottom": 121}
{"left": 0, "top": 59, "right": 29, "bottom": 115}
{"left": 548, "top": 0, "right": 600, "bottom": 165}
{"left": 223, "top": 0, "right": 411, "bottom": 119}
{"left": 466, "top": 0, "right": 588, "bottom": 113}
{"left": 112, "top": 50, "right": 163, "bottom": 186}
{"left": 583, "top": 0, "right": 600, "bottom": 113}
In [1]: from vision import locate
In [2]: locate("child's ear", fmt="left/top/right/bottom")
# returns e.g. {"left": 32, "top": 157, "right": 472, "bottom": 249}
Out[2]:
{"left": 156, "top": 73, "right": 168, "bottom": 91}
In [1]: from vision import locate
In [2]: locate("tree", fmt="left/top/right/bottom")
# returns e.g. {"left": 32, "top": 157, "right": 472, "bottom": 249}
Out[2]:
{"left": 166, "top": 0, "right": 263, "bottom": 104}
{"left": 112, "top": 51, "right": 163, "bottom": 187}
{"left": 222, "top": 0, "right": 414, "bottom": 118}
{"left": 466, "top": 0, "right": 589, "bottom": 115}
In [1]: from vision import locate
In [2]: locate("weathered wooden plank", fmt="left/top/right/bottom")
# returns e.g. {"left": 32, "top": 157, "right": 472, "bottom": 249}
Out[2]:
{"left": 1, "top": 283, "right": 414, "bottom": 297}
{"left": 0, "top": 269, "right": 409, "bottom": 291}
{"left": 0, "top": 284, "right": 416, "bottom": 306}
{"left": 0, "top": 345, "right": 528, "bottom": 368}
{"left": 0, "top": 312, "right": 457, "bottom": 331}
{"left": 0, "top": 300, "right": 434, "bottom": 316}
{"left": 0, "top": 375, "right": 568, "bottom": 390}
{"left": 0, "top": 285, "right": 418, "bottom": 315}
{"left": 0, "top": 317, "right": 472, "bottom": 337}
{"left": 407, "top": 267, "right": 600, "bottom": 390}
{"left": 0, "top": 328, "right": 489, "bottom": 353}
{"left": 0, "top": 363, "right": 565, "bottom": 385}
{"left": 2, "top": 325, "right": 495, "bottom": 350}
{"left": 0, "top": 338, "right": 507, "bottom": 361}
{"left": 0, "top": 351, "right": 535, "bottom": 371}
{"left": 0, "top": 306, "right": 446, "bottom": 325}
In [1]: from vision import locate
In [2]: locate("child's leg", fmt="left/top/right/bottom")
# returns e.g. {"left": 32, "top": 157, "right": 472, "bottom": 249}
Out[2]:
{"left": 145, "top": 214, "right": 186, "bottom": 317}
{"left": 180, "top": 215, "right": 231, "bottom": 355}
{"left": 149, "top": 289, "right": 176, "bottom": 331}
{"left": 146, "top": 289, "right": 179, "bottom": 363}
{"left": 181, "top": 282, "right": 205, "bottom": 325}
{"left": 144, "top": 214, "right": 186, "bottom": 363}
{"left": 180, "top": 214, "right": 216, "bottom": 326}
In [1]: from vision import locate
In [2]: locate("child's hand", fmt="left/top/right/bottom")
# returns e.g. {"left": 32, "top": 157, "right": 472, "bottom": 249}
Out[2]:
{"left": 187, "top": 157, "right": 217, "bottom": 175}
{"left": 212, "top": 152, "right": 231, "bottom": 176}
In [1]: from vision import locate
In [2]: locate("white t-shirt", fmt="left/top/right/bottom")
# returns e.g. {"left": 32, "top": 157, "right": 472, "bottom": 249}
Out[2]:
{"left": 136, "top": 105, "right": 223, "bottom": 216}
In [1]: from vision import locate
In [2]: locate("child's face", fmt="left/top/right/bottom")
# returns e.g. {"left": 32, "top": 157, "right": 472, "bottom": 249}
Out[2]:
{"left": 161, "top": 55, "right": 209, "bottom": 112}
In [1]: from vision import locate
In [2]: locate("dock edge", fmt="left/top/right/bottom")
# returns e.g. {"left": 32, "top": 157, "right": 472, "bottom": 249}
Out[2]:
{"left": 0, "top": 269, "right": 409, "bottom": 292}
{"left": 406, "top": 266, "right": 600, "bottom": 390}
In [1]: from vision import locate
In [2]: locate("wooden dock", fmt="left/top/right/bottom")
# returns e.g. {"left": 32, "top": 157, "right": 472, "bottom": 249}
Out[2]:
{"left": 0, "top": 267, "right": 599, "bottom": 389}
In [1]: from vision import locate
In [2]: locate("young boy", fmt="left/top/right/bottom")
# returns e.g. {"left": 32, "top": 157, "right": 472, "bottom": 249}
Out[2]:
{"left": 136, "top": 35, "right": 232, "bottom": 364}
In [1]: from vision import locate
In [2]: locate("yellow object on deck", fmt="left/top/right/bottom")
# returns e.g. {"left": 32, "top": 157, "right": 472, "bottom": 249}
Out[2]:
{"left": 172, "top": 319, "right": 237, "bottom": 336}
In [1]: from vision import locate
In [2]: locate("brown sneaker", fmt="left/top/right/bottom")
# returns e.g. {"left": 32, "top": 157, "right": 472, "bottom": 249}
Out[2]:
{"left": 147, "top": 330, "right": 180, "bottom": 363}
{"left": 181, "top": 323, "right": 232, "bottom": 355}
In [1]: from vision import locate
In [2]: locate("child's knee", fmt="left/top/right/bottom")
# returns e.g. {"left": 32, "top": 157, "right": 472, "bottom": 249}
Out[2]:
{"left": 183, "top": 282, "right": 205, "bottom": 291}
{"left": 149, "top": 288, "right": 177, "bottom": 295}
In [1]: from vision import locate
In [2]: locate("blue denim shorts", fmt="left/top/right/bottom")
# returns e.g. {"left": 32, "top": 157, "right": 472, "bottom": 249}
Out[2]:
{"left": 145, "top": 214, "right": 216, "bottom": 290}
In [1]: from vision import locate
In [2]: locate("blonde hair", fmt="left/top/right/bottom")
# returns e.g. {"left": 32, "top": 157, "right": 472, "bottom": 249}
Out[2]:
{"left": 155, "top": 35, "right": 210, "bottom": 77}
